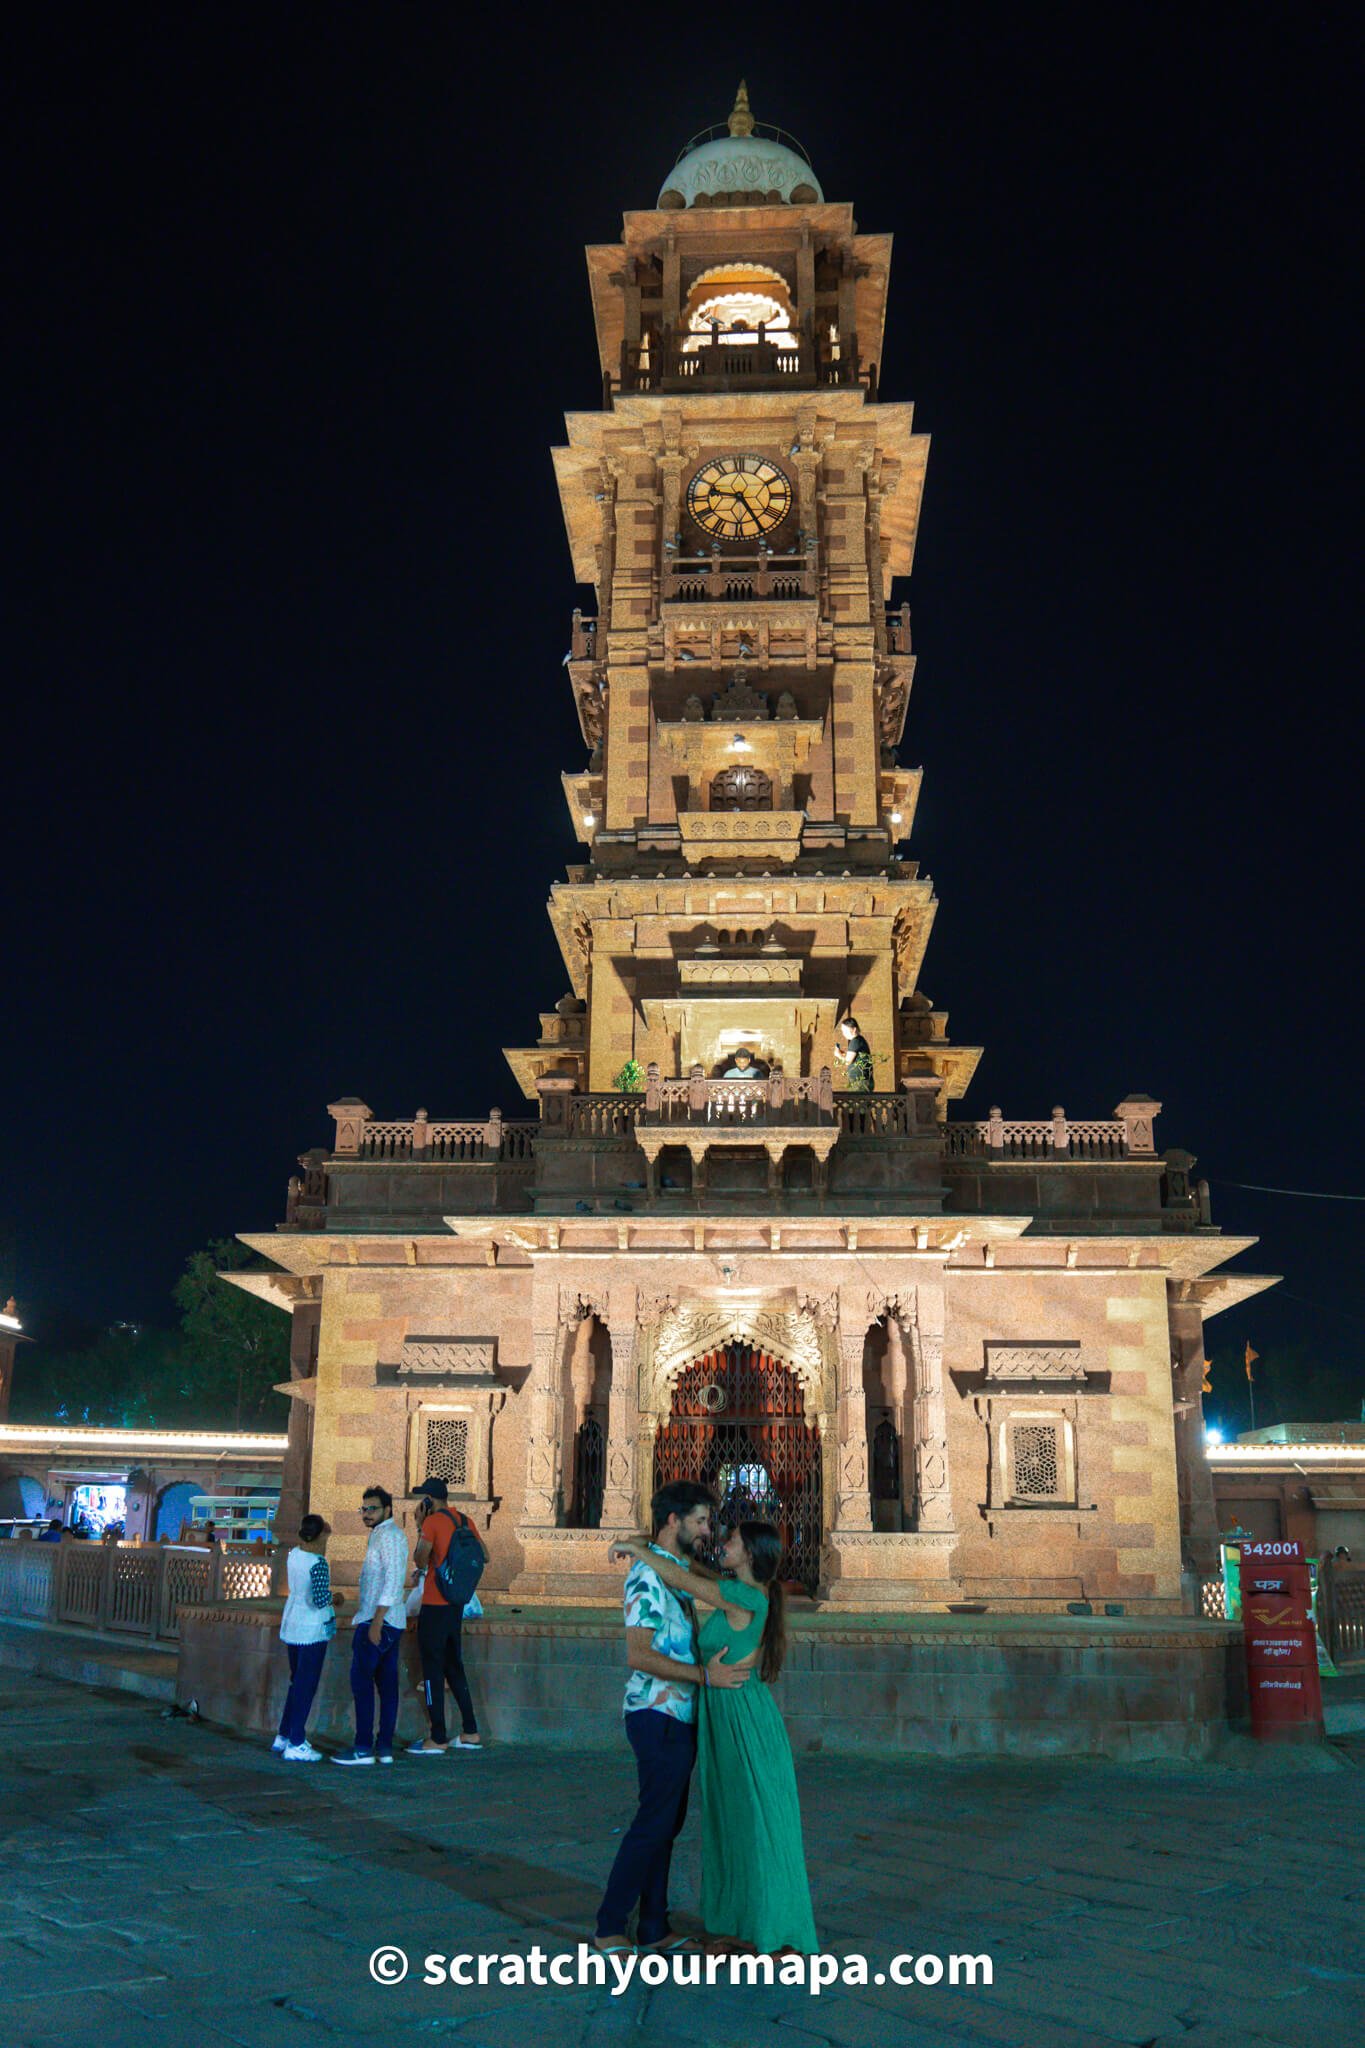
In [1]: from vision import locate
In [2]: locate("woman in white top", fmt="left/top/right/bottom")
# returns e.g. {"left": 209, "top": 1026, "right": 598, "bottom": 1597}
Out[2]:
{"left": 274, "top": 1514, "right": 335, "bottom": 1761}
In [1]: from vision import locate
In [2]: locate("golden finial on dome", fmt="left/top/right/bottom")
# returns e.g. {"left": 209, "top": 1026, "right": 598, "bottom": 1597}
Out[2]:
{"left": 727, "top": 80, "right": 755, "bottom": 138}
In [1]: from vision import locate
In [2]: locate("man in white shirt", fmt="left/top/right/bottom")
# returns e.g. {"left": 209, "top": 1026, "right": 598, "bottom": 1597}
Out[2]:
{"left": 333, "top": 1484, "right": 409, "bottom": 1766}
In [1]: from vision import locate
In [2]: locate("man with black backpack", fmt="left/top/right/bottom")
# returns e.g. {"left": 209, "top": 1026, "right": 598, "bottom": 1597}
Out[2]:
{"left": 409, "top": 1476, "right": 487, "bottom": 1755}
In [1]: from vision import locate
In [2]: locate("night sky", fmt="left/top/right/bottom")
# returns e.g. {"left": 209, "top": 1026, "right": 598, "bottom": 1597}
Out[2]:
{"left": 7, "top": 10, "right": 1360, "bottom": 1426}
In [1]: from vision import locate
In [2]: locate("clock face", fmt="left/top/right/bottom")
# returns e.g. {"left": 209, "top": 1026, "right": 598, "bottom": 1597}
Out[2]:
{"left": 686, "top": 455, "right": 793, "bottom": 542}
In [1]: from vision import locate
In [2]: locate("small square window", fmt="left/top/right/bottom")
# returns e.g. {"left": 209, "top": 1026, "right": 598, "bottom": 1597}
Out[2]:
{"left": 1010, "top": 1422, "right": 1061, "bottom": 1500}
{"left": 422, "top": 1417, "right": 468, "bottom": 1490}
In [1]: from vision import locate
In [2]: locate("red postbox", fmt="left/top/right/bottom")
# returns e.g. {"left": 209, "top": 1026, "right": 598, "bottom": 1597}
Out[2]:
{"left": 1238, "top": 1540, "right": 1324, "bottom": 1740}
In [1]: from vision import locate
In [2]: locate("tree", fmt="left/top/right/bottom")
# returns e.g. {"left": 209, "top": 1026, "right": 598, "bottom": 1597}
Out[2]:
{"left": 170, "top": 1239, "right": 291, "bottom": 1428}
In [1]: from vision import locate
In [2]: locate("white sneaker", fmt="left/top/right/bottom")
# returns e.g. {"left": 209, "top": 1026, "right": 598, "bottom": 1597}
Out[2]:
{"left": 282, "top": 1742, "right": 321, "bottom": 1762}
{"left": 271, "top": 1735, "right": 289, "bottom": 1753}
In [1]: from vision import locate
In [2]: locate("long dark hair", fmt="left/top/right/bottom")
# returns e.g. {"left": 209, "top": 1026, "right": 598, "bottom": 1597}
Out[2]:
{"left": 735, "top": 1520, "right": 788, "bottom": 1682}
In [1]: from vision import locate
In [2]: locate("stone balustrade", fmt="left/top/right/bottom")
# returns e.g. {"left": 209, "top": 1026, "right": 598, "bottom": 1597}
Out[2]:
{"left": 942, "top": 1099, "right": 1160, "bottom": 1161}
{"left": 641, "top": 1066, "right": 836, "bottom": 1128}
{"left": 326, "top": 1100, "right": 539, "bottom": 1162}
{"left": 296, "top": 1091, "right": 1164, "bottom": 1227}
{"left": 320, "top": 1093, "right": 1158, "bottom": 1164}
{"left": 664, "top": 545, "right": 817, "bottom": 603}
{"left": 0, "top": 1537, "right": 275, "bottom": 1643}
{"left": 618, "top": 329, "right": 870, "bottom": 396}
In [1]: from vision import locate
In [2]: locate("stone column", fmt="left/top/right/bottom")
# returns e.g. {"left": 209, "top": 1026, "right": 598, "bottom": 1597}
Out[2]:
{"left": 833, "top": 1300, "right": 874, "bottom": 1532}
{"left": 1169, "top": 1291, "right": 1220, "bottom": 1574}
{"left": 522, "top": 1301, "right": 568, "bottom": 1529}
{"left": 600, "top": 1301, "right": 641, "bottom": 1531}
{"left": 271, "top": 1297, "right": 319, "bottom": 1590}
{"left": 907, "top": 1293, "right": 954, "bottom": 1533}
{"left": 561, "top": 1314, "right": 597, "bottom": 1522}
{"left": 882, "top": 1313, "right": 912, "bottom": 1522}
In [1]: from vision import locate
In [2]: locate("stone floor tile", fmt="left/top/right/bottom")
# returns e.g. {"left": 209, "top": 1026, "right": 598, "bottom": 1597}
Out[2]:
{"left": 2, "top": 1668, "right": 1363, "bottom": 2046}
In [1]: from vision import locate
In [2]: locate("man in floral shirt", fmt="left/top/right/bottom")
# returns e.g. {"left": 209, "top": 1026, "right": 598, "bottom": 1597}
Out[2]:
{"left": 595, "top": 1481, "right": 747, "bottom": 1952}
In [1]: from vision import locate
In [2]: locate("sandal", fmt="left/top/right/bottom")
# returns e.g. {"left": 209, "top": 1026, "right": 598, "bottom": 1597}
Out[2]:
{"left": 640, "top": 1933, "right": 701, "bottom": 1953}
{"left": 592, "top": 1936, "right": 634, "bottom": 1954}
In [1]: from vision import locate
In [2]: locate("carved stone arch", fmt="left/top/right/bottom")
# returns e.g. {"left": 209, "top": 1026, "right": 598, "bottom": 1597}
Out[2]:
{"left": 641, "top": 1300, "right": 833, "bottom": 1418}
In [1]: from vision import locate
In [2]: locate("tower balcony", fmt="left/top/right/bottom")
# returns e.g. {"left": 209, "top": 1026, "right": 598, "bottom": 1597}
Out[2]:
{"left": 616, "top": 330, "right": 874, "bottom": 398}
{"left": 663, "top": 544, "right": 818, "bottom": 603}
{"left": 278, "top": 1092, "right": 1183, "bottom": 1233}
{"left": 605, "top": 1067, "right": 843, "bottom": 1202}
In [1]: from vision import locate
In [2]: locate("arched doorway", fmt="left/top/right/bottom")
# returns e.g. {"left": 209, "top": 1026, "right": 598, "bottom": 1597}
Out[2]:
{"left": 155, "top": 1481, "right": 200, "bottom": 1541}
{"left": 653, "top": 1345, "right": 822, "bottom": 1592}
{"left": 0, "top": 1474, "right": 46, "bottom": 1520}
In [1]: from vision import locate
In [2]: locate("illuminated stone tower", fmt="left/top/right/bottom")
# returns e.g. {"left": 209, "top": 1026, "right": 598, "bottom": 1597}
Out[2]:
{"left": 502, "top": 82, "right": 983, "bottom": 1123}
{"left": 242, "top": 89, "right": 1275, "bottom": 1627}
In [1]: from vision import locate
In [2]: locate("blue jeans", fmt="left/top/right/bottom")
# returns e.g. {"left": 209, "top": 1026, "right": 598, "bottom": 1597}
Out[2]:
{"left": 350, "top": 1620, "right": 403, "bottom": 1752}
{"left": 596, "top": 1708, "right": 697, "bottom": 1943}
{"left": 278, "top": 1639, "right": 328, "bottom": 1747}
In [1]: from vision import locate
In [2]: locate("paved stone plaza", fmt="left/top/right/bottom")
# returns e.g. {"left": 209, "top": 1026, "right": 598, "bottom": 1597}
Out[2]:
{"left": 3, "top": 1668, "right": 1362, "bottom": 2048}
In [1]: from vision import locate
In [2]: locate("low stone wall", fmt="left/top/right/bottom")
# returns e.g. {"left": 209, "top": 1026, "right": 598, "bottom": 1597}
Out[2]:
{"left": 178, "top": 1601, "right": 1245, "bottom": 1761}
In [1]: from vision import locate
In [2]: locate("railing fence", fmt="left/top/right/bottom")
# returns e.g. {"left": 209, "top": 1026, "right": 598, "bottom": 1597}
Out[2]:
{"left": 0, "top": 1538, "right": 276, "bottom": 1645}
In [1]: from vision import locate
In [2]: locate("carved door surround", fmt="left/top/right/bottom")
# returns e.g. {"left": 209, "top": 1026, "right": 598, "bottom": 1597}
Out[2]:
{"left": 862, "top": 1284, "right": 955, "bottom": 1535}
{"left": 636, "top": 1289, "right": 835, "bottom": 1530}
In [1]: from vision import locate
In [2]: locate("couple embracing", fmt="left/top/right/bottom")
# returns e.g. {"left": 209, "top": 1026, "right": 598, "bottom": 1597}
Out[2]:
{"left": 594, "top": 1480, "right": 817, "bottom": 1957}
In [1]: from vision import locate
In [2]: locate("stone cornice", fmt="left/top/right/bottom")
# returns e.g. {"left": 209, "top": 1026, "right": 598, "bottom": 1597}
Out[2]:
{"left": 247, "top": 1223, "right": 1263, "bottom": 1290}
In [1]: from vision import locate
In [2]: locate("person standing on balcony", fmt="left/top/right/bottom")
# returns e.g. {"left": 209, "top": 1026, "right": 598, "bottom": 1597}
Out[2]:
{"left": 721, "top": 1047, "right": 763, "bottom": 1079}
{"left": 333, "top": 1484, "right": 409, "bottom": 1767}
{"left": 834, "top": 1016, "right": 874, "bottom": 1092}
{"left": 274, "top": 1513, "right": 335, "bottom": 1762}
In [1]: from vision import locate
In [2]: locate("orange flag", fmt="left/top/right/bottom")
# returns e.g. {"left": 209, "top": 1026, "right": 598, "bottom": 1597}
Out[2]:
{"left": 1201, "top": 1359, "right": 1213, "bottom": 1393}
{"left": 1245, "top": 1341, "right": 1259, "bottom": 1382}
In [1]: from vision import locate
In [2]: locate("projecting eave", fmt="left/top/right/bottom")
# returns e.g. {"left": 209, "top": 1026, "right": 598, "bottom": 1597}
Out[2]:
{"left": 220, "top": 1266, "right": 322, "bottom": 1310}
{"left": 236, "top": 1234, "right": 335, "bottom": 1279}
{"left": 1174, "top": 1271, "right": 1282, "bottom": 1320}
{"left": 920, "top": 1044, "right": 984, "bottom": 1102}
{"left": 1153, "top": 1236, "right": 1266, "bottom": 1282}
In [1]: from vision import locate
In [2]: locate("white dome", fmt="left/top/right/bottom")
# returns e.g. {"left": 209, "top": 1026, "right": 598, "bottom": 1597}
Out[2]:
{"left": 659, "top": 134, "right": 823, "bottom": 209}
{"left": 658, "top": 85, "right": 822, "bottom": 210}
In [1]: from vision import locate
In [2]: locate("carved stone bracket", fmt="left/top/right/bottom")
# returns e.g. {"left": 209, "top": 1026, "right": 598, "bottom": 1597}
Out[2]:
{"left": 558, "top": 1286, "right": 609, "bottom": 1328}
{"left": 866, "top": 1288, "right": 917, "bottom": 1328}
{"left": 796, "top": 1290, "right": 840, "bottom": 1333}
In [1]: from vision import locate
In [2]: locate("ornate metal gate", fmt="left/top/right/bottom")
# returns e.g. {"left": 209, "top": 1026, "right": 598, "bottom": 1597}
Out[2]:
{"left": 653, "top": 1345, "right": 822, "bottom": 1592}
{"left": 569, "top": 1415, "right": 604, "bottom": 1530}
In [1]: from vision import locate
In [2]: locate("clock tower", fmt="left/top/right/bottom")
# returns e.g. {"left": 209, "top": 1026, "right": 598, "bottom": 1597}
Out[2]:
{"left": 502, "top": 82, "right": 983, "bottom": 1114}
{"left": 237, "top": 84, "right": 1269, "bottom": 1647}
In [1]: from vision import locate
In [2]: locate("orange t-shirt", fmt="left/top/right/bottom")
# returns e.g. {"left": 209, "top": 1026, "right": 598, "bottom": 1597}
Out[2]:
{"left": 420, "top": 1508, "right": 472, "bottom": 1606}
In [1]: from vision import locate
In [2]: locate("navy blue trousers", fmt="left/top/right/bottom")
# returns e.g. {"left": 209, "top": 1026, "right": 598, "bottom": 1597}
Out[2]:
{"left": 278, "top": 1639, "right": 328, "bottom": 1747}
{"left": 596, "top": 1708, "right": 697, "bottom": 1943}
{"left": 349, "top": 1621, "right": 403, "bottom": 1752}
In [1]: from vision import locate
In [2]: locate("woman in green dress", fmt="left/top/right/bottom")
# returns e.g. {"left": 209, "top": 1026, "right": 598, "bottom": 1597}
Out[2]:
{"left": 612, "top": 1521, "right": 818, "bottom": 1955}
